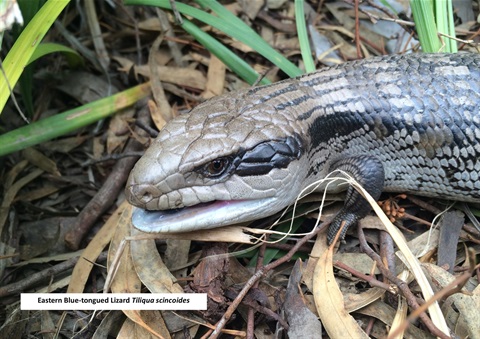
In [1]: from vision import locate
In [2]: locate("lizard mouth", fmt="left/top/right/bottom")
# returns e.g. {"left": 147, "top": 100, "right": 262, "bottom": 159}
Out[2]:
{"left": 130, "top": 198, "right": 277, "bottom": 233}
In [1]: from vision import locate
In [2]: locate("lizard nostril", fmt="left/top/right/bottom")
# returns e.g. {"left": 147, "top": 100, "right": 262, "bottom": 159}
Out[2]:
{"left": 127, "top": 184, "right": 157, "bottom": 207}
{"left": 139, "top": 190, "right": 153, "bottom": 203}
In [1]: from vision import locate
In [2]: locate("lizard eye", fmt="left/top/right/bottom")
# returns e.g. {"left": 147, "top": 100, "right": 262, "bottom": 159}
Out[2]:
{"left": 203, "top": 157, "right": 231, "bottom": 177}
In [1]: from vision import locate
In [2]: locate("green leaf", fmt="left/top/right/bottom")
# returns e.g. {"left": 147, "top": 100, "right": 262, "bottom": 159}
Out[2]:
{"left": 0, "top": 83, "right": 151, "bottom": 156}
{"left": 125, "top": 0, "right": 302, "bottom": 78}
{"left": 295, "top": 0, "right": 315, "bottom": 72}
{"left": 180, "top": 19, "right": 270, "bottom": 86}
{"left": 0, "top": 0, "right": 70, "bottom": 114}
{"left": 410, "top": 0, "right": 442, "bottom": 53}
{"left": 434, "top": 0, "right": 456, "bottom": 52}
{"left": 195, "top": 0, "right": 303, "bottom": 77}
{"left": 29, "top": 42, "right": 84, "bottom": 67}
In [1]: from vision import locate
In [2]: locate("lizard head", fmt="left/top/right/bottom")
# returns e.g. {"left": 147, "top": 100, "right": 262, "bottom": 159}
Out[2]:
{"left": 125, "top": 90, "right": 307, "bottom": 233}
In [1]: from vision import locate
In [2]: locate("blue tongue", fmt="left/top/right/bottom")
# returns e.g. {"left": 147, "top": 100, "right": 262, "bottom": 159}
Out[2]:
{"left": 131, "top": 202, "right": 216, "bottom": 231}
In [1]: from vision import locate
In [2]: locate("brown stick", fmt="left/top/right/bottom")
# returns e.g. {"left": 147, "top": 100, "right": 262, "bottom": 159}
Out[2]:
{"left": 357, "top": 226, "right": 450, "bottom": 339}
{"left": 65, "top": 101, "right": 149, "bottom": 250}
{"left": 0, "top": 252, "right": 107, "bottom": 297}
{"left": 210, "top": 221, "right": 329, "bottom": 338}
{"left": 334, "top": 261, "right": 395, "bottom": 292}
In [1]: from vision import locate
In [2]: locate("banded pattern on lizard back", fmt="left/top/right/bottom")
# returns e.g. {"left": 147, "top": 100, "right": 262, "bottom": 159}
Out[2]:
{"left": 126, "top": 53, "right": 480, "bottom": 243}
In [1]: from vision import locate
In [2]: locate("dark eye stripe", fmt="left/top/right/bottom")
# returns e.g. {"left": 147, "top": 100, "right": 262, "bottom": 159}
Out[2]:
{"left": 193, "top": 134, "right": 305, "bottom": 179}
{"left": 235, "top": 134, "right": 305, "bottom": 176}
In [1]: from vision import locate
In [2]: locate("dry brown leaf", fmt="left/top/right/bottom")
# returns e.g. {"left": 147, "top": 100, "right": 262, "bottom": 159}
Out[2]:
{"left": 15, "top": 184, "right": 59, "bottom": 203}
{"left": 344, "top": 288, "right": 385, "bottom": 313}
{"left": 136, "top": 65, "right": 207, "bottom": 90}
{"left": 390, "top": 288, "right": 409, "bottom": 339}
{"left": 147, "top": 99, "right": 167, "bottom": 131}
{"left": 118, "top": 317, "right": 167, "bottom": 339}
{"left": 0, "top": 306, "right": 28, "bottom": 338}
{"left": 92, "top": 310, "right": 124, "bottom": 338}
{"left": 22, "top": 148, "right": 61, "bottom": 176}
{"left": 358, "top": 299, "right": 428, "bottom": 339}
{"left": 1, "top": 169, "right": 43, "bottom": 212}
{"left": 3, "top": 159, "right": 29, "bottom": 192}
{"left": 164, "top": 239, "right": 191, "bottom": 280}
{"left": 130, "top": 227, "right": 183, "bottom": 294}
{"left": 93, "top": 136, "right": 104, "bottom": 160}
{"left": 301, "top": 227, "right": 328, "bottom": 290}
{"left": 227, "top": 255, "right": 259, "bottom": 285}
{"left": 313, "top": 237, "right": 369, "bottom": 338}
{"left": 134, "top": 310, "right": 170, "bottom": 339}
{"left": 84, "top": 0, "right": 110, "bottom": 70}
{"left": 19, "top": 217, "right": 63, "bottom": 260}
{"left": 188, "top": 52, "right": 211, "bottom": 67}
{"left": 226, "top": 38, "right": 256, "bottom": 53}
{"left": 260, "top": 22, "right": 275, "bottom": 46}
{"left": 151, "top": 47, "right": 174, "bottom": 67}
{"left": 40, "top": 310, "right": 56, "bottom": 339}
{"left": 67, "top": 201, "right": 127, "bottom": 293}
{"left": 324, "top": 2, "right": 379, "bottom": 51}
{"left": 112, "top": 56, "right": 135, "bottom": 73}
{"left": 12, "top": 249, "right": 83, "bottom": 267}
{"left": 149, "top": 34, "right": 174, "bottom": 125}
{"left": 266, "top": 0, "right": 288, "bottom": 10}
{"left": 36, "top": 276, "right": 72, "bottom": 293}
{"left": 0, "top": 167, "right": 43, "bottom": 267}
{"left": 107, "top": 107, "right": 136, "bottom": 154}
{"left": 126, "top": 225, "right": 259, "bottom": 244}
{"left": 284, "top": 260, "right": 323, "bottom": 338}
{"left": 201, "top": 55, "right": 226, "bottom": 99}
{"left": 358, "top": 181, "right": 449, "bottom": 334}
{"left": 238, "top": 0, "right": 263, "bottom": 20}
{"left": 320, "top": 25, "right": 367, "bottom": 59}
{"left": 334, "top": 252, "right": 380, "bottom": 275}
{"left": 396, "top": 228, "right": 440, "bottom": 263}
{"left": 117, "top": 318, "right": 136, "bottom": 338}
{"left": 272, "top": 35, "right": 300, "bottom": 51}
{"left": 58, "top": 71, "right": 116, "bottom": 103}
{"left": 113, "top": 52, "right": 173, "bottom": 77}
{"left": 108, "top": 205, "right": 140, "bottom": 294}
{"left": 137, "top": 17, "right": 162, "bottom": 31}
{"left": 121, "top": 310, "right": 169, "bottom": 339}
{"left": 105, "top": 207, "right": 172, "bottom": 338}
{"left": 358, "top": 214, "right": 389, "bottom": 232}
{"left": 423, "top": 263, "right": 480, "bottom": 339}
{"left": 42, "top": 135, "right": 89, "bottom": 153}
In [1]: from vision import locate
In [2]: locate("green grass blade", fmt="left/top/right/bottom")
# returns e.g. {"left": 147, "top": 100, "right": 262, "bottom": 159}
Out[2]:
{"left": 295, "top": 0, "right": 315, "bottom": 72}
{"left": 29, "top": 42, "right": 84, "bottom": 67}
{"left": 445, "top": 0, "right": 457, "bottom": 52}
{"left": 0, "top": 0, "right": 70, "bottom": 114}
{"left": 195, "top": 0, "right": 302, "bottom": 76}
{"left": 125, "top": 0, "right": 270, "bottom": 85}
{"left": 180, "top": 19, "right": 270, "bottom": 86}
{"left": 125, "top": 0, "right": 302, "bottom": 77}
{"left": 0, "top": 83, "right": 151, "bottom": 156}
{"left": 195, "top": 0, "right": 261, "bottom": 37}
{"left": 410, "top": 0, "right": 441, "bottom": 53}
{"left": 436, "top": 0, "right": 456, "bottom": 52}
{"left": 12, "top": 0, "right": 44, "bottom": 118}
